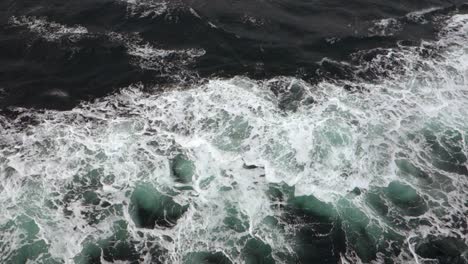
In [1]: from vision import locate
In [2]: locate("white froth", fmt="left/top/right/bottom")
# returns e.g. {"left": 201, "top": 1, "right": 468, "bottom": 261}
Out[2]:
{"left": 120, "top": 0, "right": 170, "bottom": 19}
{"left": 406, "top": 7, "right": 442, "bottom": 24}
{"left": 9, "top": 16, "right": 88, "bottom": 41}
{"left": 369, "top": 18, "right": 402, "bottom": 36}
{"left": 369, "top": 6, "right": 444, "bottom": 36}
{"left": 8, "top": 15, "right": 205, "bottom": 73}
{"left": 1, "top": 12, "right": 468, "bottom": 264}
{"left": 107, "top": 32, "right": 205, "bottom": 71}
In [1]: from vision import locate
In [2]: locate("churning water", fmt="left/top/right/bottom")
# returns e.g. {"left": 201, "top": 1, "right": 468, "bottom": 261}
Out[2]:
{"left": 0, "top": 1, "right": 468, "bottom": 264}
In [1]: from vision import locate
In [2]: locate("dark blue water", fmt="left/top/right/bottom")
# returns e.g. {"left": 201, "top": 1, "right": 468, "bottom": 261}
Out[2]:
{"left": 1, "top": 0, "right": 467, "bottom": 109}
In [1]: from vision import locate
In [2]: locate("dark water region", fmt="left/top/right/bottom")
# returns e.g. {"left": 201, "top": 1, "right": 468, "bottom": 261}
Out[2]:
{"left": 1, "top": 0, "right": 468, "bottom": 264}
{"left": 0, "top": 0, "right": 468, "bottom": 109}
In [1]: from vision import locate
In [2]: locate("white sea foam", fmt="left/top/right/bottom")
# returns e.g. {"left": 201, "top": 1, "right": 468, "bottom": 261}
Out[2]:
{"left": 8, "top": 15, "right": 205, "bottom": 73}
{"left": 9, "top": 16, "right": 88, "bottom": 41}
{"left": 406, "top": 7, "right": 442, "bottom": 24}
{"left": 1, "top": 12, "right": 467, "bottom": 264}
{"left": 369, "top": 18, "right": 402, "bottom": 36}
{"left": 369, "top": 6, "right": 444, "bottom": 36}
{"left": 107, "top": 32, "right": 205, "bottom": 71}
{"left": 119, "top": 0, "right": 170, "bottom": 19}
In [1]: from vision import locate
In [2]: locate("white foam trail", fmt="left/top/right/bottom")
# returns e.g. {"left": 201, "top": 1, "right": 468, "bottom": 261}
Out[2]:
{"left": 9, "top": 16, "right": 88, "bottom": 41}
{"left": 107, "top": 32, "right": 205, "bottom": 71}
{"left": 369, "top": 6, "right": 443, "bottom": 36}
{"left": 8, "top": 15, "right": 205, "bottom": 73}
{"left": 406, "top": 7, "right": 442, "bottom": 24}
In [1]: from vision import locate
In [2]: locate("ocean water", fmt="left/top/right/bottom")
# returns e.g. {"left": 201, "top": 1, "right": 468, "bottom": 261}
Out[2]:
{"left": 0, "top": 1, "right": 468, "bottom": 263}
